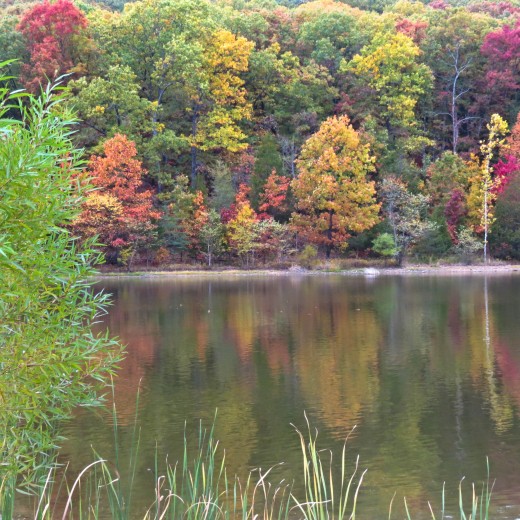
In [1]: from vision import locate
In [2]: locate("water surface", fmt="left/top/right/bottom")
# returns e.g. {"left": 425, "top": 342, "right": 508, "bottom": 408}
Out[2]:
{"left": 60, "top": 274, "right": 520, "bottom": 518}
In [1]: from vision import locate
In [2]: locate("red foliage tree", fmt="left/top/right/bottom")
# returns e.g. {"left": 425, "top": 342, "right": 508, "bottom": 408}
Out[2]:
{"left": 444, "top": 189, "right": 467, "bottom": 244}
{"left": 493, "top": 155, "right": 520, "bottom": 195}
{"left": 478, "top": 21, "right": 520, "bottom": 116}
{"left": 17, "top": 0, "right": 88, "bottom": 91}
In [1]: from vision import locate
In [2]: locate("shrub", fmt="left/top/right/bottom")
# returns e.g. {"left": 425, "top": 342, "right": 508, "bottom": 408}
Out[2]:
{"left": 0, "top": 73, "right": 121, "bottom": 485}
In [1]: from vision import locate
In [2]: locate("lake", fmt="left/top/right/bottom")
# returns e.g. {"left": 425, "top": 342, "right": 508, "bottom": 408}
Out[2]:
{"left": 59, "top": 273, "right": 520, "bottom": 518}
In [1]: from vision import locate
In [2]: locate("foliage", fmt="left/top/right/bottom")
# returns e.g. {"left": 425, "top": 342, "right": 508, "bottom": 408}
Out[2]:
{"left": 298, "top": 244, "right": 319, "bottom": 269}
{"left": 372, "top": 233, "right": 398, "bottom": 258}
{"left": 17, "top": 0, "right": 89, "bottom": 92}
{"left": 491, "top": 172, "right": 520, "bottom": 260}
{"left": 250, "top": 133, "right": 284, "bottom": 208}
{"left": 444, "top": 188, "right": 467, "bottom": 243}
{"left": 199, "top": 208, "right": 226, "bottom": 267}
{"left": 291, "top": 115, "right": 380, "bottom": 258}
{"left": 380, "top": 176, "right": 437, "bottom": 265}
{"left": 346, "top": 32, "right": 433, "bottom": 132}
{"left": 258, "top": 169, "right": 291, "bottom": 220}
{"left": 466, "top": 114, "right": 509, "bottom": 262}
{"left": 226, "top": 185, "right": 261, "bottom": 265}
{"left": 72, "top": 133, "right": 160, "bottom": 267}
{"left": 453, "top": 227, "right": 483, "bottom": 264}
{"left": 0, "top": 78, "right": 120, "bottom": 483}
{"left": 5, "top": 0, "right": 520, "bottom": 265}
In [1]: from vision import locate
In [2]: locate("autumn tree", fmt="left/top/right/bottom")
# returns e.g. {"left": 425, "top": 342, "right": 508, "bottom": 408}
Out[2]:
{"left": 17, "top": 0, "right": 90, "bottom": 92}
{"left": 479, "top": 21, "right": 520, "bottom": 121}
{"left": 258, "top": 170, "right": 291, "bottom": 221}
{"left": 422, "top": 9, "right": 497, "bottom": 152}
{"left": 508, "top": 112, "right": 520, "bottom": 159}
{"left": 291, "top": 115, "right": 380, "bottom": 258}
{"left": 345, "top": 32, "right": 433, "bottom": 134}
{"left": 226, "top": 184, "right": 261, "bottom": 266}
{"left": 466, "top": 114, "right": 509, "bottom": 262}
{"left": 189, "top": 29, "right": 254, "bottom": 186}
{"left": 158, "top": 175, "right": 196, "bottom": 259}
{"left": 73, "top": 134, "right": 160, "bottom": 267}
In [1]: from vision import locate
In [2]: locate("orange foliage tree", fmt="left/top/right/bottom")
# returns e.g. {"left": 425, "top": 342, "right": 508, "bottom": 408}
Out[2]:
{"left": 226, "top": 184, "right": 261, "bottom": 265}
{"left": 72, "top": 134, "right": 160, "bottom": 266}
{"left": 291, "top": 115, "right": 380, "bottom": 258}
{"left": 258, "top": 170, "right": 291, "bottom": 221}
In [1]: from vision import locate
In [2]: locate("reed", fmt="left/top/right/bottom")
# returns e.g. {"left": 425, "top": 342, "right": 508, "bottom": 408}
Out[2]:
{"left": 1, "top": 417, "right": 495, "bottom": 520}
{"left": 290, "top": 413, "right": 366, "bottom": 520}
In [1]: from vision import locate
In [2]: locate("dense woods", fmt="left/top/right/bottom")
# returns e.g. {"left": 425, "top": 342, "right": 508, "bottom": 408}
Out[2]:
{"left": 2, "top": 0, "right": 520, "bottom": 267}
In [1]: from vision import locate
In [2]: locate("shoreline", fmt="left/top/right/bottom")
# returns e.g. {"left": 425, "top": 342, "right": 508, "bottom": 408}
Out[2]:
{"left": 93, "top": 263, "right": 520, "bottom": 278}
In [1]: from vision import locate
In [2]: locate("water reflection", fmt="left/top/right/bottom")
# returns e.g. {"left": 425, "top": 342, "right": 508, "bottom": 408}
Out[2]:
{"left": 58, "top": 274, "right": 520, "bottom": 518}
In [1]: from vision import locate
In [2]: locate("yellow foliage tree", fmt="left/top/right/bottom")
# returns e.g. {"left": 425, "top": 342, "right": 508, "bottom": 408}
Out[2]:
{"left": 291, "top": 115, "right": 380, "bottom": 258}
{"left": 467, "top": 113, "right": 509, "bottom": 262}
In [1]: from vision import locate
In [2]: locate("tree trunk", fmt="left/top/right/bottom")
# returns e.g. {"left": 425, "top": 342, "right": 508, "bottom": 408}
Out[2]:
{"left": 326, "top": 210, "right": 333, "bottom": 259}
{"left": 191, "top": 104, "right": 199, "bottom": 188}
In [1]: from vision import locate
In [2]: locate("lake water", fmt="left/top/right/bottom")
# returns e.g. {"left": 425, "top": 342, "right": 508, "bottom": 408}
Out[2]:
{"left": 59, "top": 273, "right": 520, "bottom": 518}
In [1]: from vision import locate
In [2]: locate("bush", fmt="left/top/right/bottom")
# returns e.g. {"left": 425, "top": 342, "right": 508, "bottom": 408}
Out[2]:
{"left": 372, "top": 233, "right": 397, "bottom": 259}
{"left": 0, "top": 75, "right": 121, "bottom": 484}
{"left": 298, "top": 244, "right": 318, "bottom": 269}
{"left": 454, "top": 228, "right": 483, "bottom": 264}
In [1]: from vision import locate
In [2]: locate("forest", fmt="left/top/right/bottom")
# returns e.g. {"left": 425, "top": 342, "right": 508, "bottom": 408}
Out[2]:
{"left": 2, "top": 0, "right": 520, "bottom": 268}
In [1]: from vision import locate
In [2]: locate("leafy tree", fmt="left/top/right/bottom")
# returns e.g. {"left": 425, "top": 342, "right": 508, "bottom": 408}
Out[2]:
{"left": 507, "top": 111, "right": 520, "bottom": 159}
{"left": 295, "top": 9, "right": 361, "bottom": 73}
{"left": 453, "top": 227, "right": 483, "bottom": 263}
{"left": 479, "top": 21, "right": 520, "bottom": 121}
{"left": 372, "top": 232, "right": 398, "bottom": 259}
{"left": 190, "top": 29, "right": 254, "bottom": 185}
{"left": 89, "top": 0, "right": 216, "bottom": 180}
{"left": 258, "top": 169, "right": 291, "bottom": 220}
{"left": 422, "top": 8, "right": 498, "bottom": 152}
{"left": 466, "top": 114, "right": 509, "bottom": 262}
{"left": 226, "top": 185, "right": 261, "bottom": 265}
{"left": 73, "top": 134, "right": 160, "bottom": 267}
{"left": 158, "top": 175, "right": 195, "bottom": 259}
{"left": 345, "top": 32, "right": 433, "bottom": 135}
{"left": 491, "top": 172, "right": 520, "bottom": 260}
{"left": 0, "top": 78, "right": 120, "bottom": 482}
{"left": 291, "top": 115, "right": 380, "bottom": 258}
{"left": 182, "top": 191, "right": 209, "bottom": 259}
{"left": 250, "top": 133, "right": 284, "bottom": 208}
{"left": 68, "top": 65, "right": 156, "bottom": 148}
{"left": 380, "top": 176, "right": 436, "bottom": 265}
{"left": 0, "top": 16, "right": 25, "bottom": 86}
{"left": 444, "top": 188, "right": 467, "bottom": 243}
{"left": 17, "top": 0, "right": 90, "bottom": 92}
{"left": 200, "top": 209, "right": 226, "bottom": 267}
{"left": 426, "top": 152, "right": 471, "bottom": 207}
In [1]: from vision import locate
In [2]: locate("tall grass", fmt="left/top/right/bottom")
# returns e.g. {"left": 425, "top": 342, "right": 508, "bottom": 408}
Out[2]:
{"left": 290, "top": 414, "right": 366, "bottom": 520}
{"left": 1, "top": 417, "right": 495, "bottom": 520}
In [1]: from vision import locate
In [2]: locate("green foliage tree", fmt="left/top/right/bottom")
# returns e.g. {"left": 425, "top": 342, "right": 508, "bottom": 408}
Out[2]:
{"left": 380, "top": 176, "right": 437, "bottom": 265}
{"left": 0, "top": 76, "right": 120, "bottom": 484}
{"left": 372, "top": 232, "right": 398, "bottom": 259}
{"left": 200, "top": 209, "right": 226, "bottom": 267}
{"left": 250, "top": 133, "right": 284, "bottom": 209}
